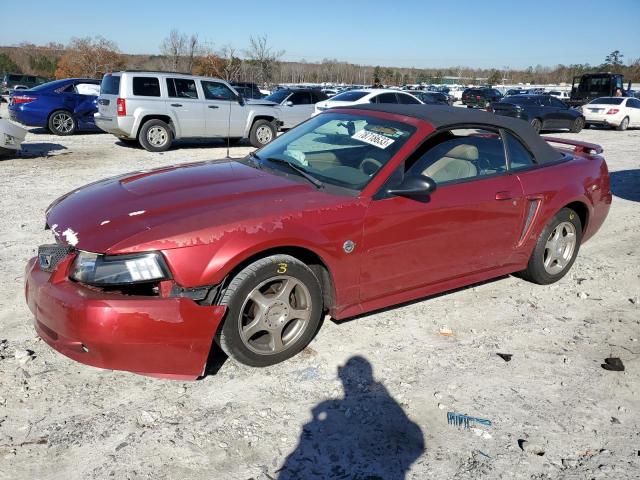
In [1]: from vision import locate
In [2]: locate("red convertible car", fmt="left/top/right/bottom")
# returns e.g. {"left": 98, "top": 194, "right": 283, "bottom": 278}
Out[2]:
{"left": 25, "top": 104, "right": 611, "bottom": 379}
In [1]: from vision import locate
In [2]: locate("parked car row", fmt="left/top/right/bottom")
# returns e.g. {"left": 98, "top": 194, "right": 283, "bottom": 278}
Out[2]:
{"left": 5, "top": 71, "right": 637, "bottom": 151}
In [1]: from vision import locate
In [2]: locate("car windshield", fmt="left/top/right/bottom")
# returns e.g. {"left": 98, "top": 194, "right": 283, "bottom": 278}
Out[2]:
{"left": 329, "top": 91, "right": 369, "bottom": 102}
{"left": 589, "top": 97, "right": 624, "bottom": 105}
{"left": 249, "top": 112, "right": 416, "bottom": 192}
{"left": 264, "top": 90, "right": 290, "bottom": 103}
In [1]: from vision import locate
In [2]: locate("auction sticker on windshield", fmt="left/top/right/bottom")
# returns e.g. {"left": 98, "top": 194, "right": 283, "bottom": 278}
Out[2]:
{"left": 352, "top": 129, "right": 396, "bottom": 149}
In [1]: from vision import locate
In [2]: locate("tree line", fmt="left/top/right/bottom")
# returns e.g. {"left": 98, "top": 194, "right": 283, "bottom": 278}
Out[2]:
{"left": 1, "top": 34, "right": 638, "bottom": 87}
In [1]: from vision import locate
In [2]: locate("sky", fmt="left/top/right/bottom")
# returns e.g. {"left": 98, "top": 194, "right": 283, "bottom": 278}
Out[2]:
{"left": 1, "top": 0, "right": 639, "bottom": 69}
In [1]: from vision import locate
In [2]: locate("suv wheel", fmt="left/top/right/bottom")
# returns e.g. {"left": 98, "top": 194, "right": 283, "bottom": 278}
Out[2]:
{"left": 139, "top": 119, "right": 172, "bottom": 152}
{"left": 570, "top": 117, "right": 584, "bottom": 133}
{"left": 249, "top": 120, "right": 276, "bottom": 148}
{"left": 48, "top": 110, "right": 76, "bottom": 135}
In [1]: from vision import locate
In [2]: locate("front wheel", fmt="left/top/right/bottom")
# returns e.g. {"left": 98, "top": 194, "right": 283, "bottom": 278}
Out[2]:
{"left": 249, "top": 120, "right": 276, "bottom": 148}
{"left": 218, "top": 255, "right": 324, "bottom": 367}
{"left": 48, "top": 110, "right": 76, "bottom": 135}
{"left": 517, "top": 208, "right": 582, "bottom": 285}
{"left": 570, "top": 117, "right": 584, "bottom": 133}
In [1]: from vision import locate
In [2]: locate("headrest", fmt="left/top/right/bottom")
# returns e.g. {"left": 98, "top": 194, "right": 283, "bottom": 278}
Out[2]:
{"left": 445, "top": 144, "right": 479, "bottom": 161}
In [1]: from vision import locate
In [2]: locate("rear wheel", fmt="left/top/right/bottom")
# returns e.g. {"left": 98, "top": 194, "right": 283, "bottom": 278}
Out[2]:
{"left": 48, "top": 110, "right": 76, "bottom": 135}
{"left": 530, "top": 118, "right": 542, "bottom": 133}
{"left": 570, "top": 117, "right": 584, "bottom": 133}
{"left": 249, "top": 120, "right": 276, "bottom": 148}
{"left": 517, "top": 207, "right": 582, "bottom": 285}
{"left": 617, "top": 117, "right": 629, "bottom": 131}
{"left": 139, "top": 119, "right": 172, "bottom": 152}
{"left": 218, "top": 255, "right": 324, "bottom": 367}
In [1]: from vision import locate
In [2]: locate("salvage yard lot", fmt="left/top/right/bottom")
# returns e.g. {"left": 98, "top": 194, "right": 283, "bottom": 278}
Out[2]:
{"left": 0, "top": 102, "right": 639, "bottom": 479}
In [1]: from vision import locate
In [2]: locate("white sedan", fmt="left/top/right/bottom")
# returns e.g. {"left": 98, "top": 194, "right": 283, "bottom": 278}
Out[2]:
{"left": 313, "top": 89, "right": 422, "bottom": 116}
{"left": 583, "top": 97, "right": 640, "bottom": 131}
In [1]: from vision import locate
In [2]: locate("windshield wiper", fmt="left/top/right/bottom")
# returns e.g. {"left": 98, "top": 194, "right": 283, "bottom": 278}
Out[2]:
{"left": 265, "top": 157, "right": 324, "bottom": 189}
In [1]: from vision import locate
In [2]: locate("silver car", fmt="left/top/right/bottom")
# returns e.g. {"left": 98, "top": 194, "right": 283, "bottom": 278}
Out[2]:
{"left": 259, "top": 88, "right": 329, "bottom": 129}
{"left": 94, "top": 71, "right": 282, "bottom": 151}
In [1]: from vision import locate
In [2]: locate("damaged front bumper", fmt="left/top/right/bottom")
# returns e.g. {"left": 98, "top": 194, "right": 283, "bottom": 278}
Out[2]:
{"left": 24, "top": 255, "right": 226, "bottom": 380}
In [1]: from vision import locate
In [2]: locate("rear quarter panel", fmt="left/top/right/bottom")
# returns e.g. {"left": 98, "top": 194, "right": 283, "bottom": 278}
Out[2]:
{"left": 514, "top": 151, "right": 611, "bottom": 264}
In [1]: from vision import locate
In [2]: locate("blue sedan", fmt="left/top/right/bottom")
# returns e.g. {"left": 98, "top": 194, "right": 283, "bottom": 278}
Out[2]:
{"left": 9, "top": 78, "right": 101, "bottom": 135}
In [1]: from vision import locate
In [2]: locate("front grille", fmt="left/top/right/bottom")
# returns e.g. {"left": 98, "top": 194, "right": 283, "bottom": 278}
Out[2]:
{"left": 37, "top": 244, "right": 74, "bottom": 272}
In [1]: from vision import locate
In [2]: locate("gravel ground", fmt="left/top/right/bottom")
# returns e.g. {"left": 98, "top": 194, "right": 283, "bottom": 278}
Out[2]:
{"left": 0, "top": 102, "right": 639, "bottom": 480}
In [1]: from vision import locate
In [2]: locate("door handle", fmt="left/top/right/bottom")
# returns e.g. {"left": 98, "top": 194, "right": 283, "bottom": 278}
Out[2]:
{"left": 171, "top": 103, "right": 183, "bottom": 107}
{"left": 208, "top": 105, "right": 219, "bottom": 109}
{"left": 495, "top": 191, "right": 513, "bottom": 200}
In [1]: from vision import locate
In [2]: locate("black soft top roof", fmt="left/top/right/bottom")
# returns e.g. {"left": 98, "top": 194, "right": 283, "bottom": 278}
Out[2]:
{"left": 345, "top": 104, "right": 564, "bottom": 164}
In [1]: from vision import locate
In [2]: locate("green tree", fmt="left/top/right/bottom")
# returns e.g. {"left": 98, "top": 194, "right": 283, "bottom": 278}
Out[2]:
{"left": 0, "top": 53, "right": 19, "bottom": 74}
{"left": 604, "top": 50, "right": 624, "bottom": 67}
{"left": 487, "top": 69, "right": 502, "bottom": 86}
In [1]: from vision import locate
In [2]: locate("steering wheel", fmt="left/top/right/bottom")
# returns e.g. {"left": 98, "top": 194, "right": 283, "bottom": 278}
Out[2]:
{"left": 359, "top": 157, "right": 383, "bottom": 176}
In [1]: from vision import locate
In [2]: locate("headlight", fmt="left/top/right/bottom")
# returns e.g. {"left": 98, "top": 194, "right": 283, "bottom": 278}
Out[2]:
{"left": 70, "top": 251, "right": 170, "bottom": 285}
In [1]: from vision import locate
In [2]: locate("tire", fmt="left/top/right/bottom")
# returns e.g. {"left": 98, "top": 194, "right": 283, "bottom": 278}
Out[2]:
{"left": 530, "top": 118, "right": 542, "bottom": 134}
{"left": 138, "top": 119, "right": 172, "bottom": 152}
{"left": 570, "top": 117, "right": 584, "bottom": 133}
{"left": 518, "top": 207, "right": 582, "bottom": 285}
{"left": 48, "top": 110, "right": 76, "bottom": 136}
{"left": 249, "top": 119, "right": 276, "bottom": 148}
{"left": 466, "top": 105, "right": 473, "bottom": 108}
{"left": 616, "top": 117, "right": 629, "bottom": 131}
{"left": 218, "top": 255, "right": 324, "bottom": 367}
{"left": 584, "top": 123, "right": 591, "bottom": 129}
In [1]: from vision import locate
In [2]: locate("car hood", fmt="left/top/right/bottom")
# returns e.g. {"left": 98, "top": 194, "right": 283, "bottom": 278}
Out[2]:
{"left": 45, "top": 159, "right": 341, "bottom": 254}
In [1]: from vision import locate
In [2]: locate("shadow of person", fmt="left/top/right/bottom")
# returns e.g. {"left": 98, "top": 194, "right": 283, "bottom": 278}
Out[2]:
{"left": 610, "top": 169, "right": 640, "bottom": 202}
{"left": 278, "top": 356, "right": 425, "bottom": 480}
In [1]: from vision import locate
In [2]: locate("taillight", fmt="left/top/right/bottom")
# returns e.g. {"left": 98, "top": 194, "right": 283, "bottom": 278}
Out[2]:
{"left": 12, "top": 95, "right": 36, "bottom": 105}
{"left": 476, "top": 95, "right": 481, "bottom": 99}
{"left": 606, "top": 108, "right": 619, "bottom": 115}
{"left": 117, "top": 98, "right": 126, "bottom": 116}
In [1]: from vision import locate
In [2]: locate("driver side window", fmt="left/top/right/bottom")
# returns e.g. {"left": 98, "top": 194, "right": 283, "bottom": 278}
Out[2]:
{"left": 408, "top": 128, "right": 506, "bottom": 185}
{"left": 201, "top": 81, "right": 236, "bottom": 101}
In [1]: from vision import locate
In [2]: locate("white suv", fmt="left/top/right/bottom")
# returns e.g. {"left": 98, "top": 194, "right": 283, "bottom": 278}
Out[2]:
{"left": 94, "top": 71, "right": 282, "bottom": 151}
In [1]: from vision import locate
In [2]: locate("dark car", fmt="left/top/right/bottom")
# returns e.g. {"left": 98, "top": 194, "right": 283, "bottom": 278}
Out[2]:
{"left": 230, "top": 82, "right": 265, "bottom": 100}
{"left": 2, "top": 73, "right": 49, "bottom": 96}
{"left": 25, "top": 104, "right": 611, "bottom": 378}
{"left": 461, "top": 87, "right": 503, "bottom": 108}
{"left": 9, "top": 78, "right": 101, "bottom": 135}
{"left": 409, "top": 91, "right": 451, "bottom": 105}
{"left": 488, "top": 95, "right": 585, "bottom": 133}
{"left": 262, "top": 88, "right": 329, "bottom": 129}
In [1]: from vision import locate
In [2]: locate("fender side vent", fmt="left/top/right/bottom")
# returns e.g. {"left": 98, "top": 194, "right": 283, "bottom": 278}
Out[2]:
{"left": 518, "top": 199, "right": 540, "bottom": 244}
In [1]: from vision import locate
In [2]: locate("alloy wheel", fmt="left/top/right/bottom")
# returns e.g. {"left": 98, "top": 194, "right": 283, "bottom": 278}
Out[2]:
{"left": 147, "top": 126, "right": 168, "bottom": 147}
{"left": 239, "top": 276, "right": 312, "bottom": 355}
{"left": 543, "top": 221, "right": 577, "bottom": 275}
{"left": 256, "top": 125, "right": 273, "bottom": 144}
{"left": 52, "top": 112, "right": 74, "bottom": 134}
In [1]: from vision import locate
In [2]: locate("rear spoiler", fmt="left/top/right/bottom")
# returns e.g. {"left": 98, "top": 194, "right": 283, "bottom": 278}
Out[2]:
{"left": 544, "top": 137, "right": 603, "bottom": 155}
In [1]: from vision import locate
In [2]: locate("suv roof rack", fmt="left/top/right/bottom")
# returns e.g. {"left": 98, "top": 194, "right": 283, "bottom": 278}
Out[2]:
{"left": 108, "top": 70, "right": 195, "bottom": 75}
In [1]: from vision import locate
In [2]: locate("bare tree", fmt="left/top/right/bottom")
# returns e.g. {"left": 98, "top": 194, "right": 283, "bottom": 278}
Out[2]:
{"left": 245, "top": 35, "right": 284, "bottom": 85}
{"left": 185, "top": 34, "right": 200, "bottom": 73}
{"left": 55, "top": 37, "right": 123, "bottom": 79}
{"left": 160, "top": 29, "right": 186, "bottom": 71}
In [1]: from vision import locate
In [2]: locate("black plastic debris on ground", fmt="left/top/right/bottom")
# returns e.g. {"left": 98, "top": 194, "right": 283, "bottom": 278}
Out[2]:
{"left": 496, "top": 353, "right": 512, "bottom": 362}
{"left": 601, "top": 357, "right": 625, "bottom": 371}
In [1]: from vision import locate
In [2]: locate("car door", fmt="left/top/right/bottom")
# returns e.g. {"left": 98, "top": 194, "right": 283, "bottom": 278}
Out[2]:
{"left": 164, "top": 77, "right": 205, "bottom": 137}
{"left": 282, "top": 91, "right": 313, "bottom": 128}
{"left": 200, "top": 80, "right": 245, "bottom": 137}
{"left": 71, "top": 81, "right": 100, "bottom": 128}
{"left": 359, "top": 127, "right": 525, "bottom": 302}
{"left": 548, "top": 97, "right": 575, "bottom": 128}
{"left": 627, "top": 98, "right": 640, "bottom": 126}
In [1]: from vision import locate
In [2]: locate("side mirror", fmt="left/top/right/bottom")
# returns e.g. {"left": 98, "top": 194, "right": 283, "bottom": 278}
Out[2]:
{"left": 237, "top": 94, "right": 245, "bottom": 106}
{"left": 386, "top": 175, "right": 436, "bottom": 198}
{"left": 285, "top": 100, "right": 293, "bottom": 107}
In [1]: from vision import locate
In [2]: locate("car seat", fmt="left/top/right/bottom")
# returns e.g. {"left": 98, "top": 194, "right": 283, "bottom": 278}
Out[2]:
{"left": 422, "top": 144, "right": 478, "bottom": 183}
